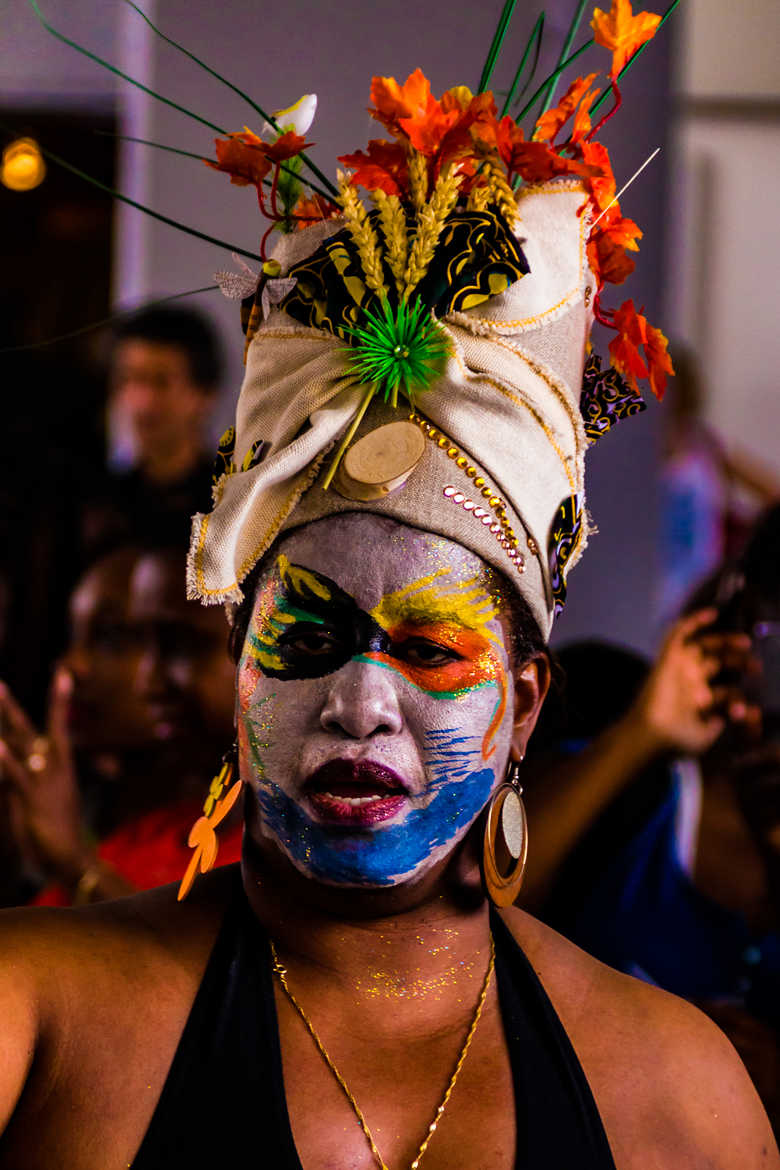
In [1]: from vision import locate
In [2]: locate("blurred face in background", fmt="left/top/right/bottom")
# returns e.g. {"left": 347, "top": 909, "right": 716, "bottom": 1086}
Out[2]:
{"left": 111, "top": 339, "right": 212, "bottom": 465}
{"left": 63, "top": 548, "right": 157, "bottom": 753}
{"left": 129, "top": 550, "right": 235, "bottom": 755}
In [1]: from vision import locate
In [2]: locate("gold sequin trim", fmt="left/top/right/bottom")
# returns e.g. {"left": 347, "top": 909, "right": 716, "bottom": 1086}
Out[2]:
{"left": 409, "top": 412, "right": 525, "bottom": 575}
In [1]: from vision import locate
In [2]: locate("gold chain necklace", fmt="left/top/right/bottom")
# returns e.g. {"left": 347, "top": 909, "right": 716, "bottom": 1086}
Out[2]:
{"left": 270, "top": 933, "right": 495, "bottom": 1170}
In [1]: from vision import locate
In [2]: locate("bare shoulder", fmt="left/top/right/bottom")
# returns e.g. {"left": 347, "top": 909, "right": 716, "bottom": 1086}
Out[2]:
{"left": 0, "top": 865, "right": 236, "bottom": 1147}
{"left": 501, "top": 907, "right": 780, "bottom": 1169}
{"left": 0, "top": 862, "right": 236, "bottom": 988}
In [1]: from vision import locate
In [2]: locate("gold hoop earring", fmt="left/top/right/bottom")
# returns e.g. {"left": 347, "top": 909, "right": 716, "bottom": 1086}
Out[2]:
{"left": 178, "top": 745, "right": 243, "bottom": 901}
{"left": 482, "top": 758, "right": 528, "bottom": 908}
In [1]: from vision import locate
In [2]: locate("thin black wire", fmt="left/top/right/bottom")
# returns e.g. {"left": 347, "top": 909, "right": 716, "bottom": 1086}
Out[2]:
{"left": 0, "top": 286, "right": 219, "bottom": 354}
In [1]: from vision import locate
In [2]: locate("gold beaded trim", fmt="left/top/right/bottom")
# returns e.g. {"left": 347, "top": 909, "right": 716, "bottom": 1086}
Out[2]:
{"left": 409, "top": 411, "right": 526, "bottom": 575}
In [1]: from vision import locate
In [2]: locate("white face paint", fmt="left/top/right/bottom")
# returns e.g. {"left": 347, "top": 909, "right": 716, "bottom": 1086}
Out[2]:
{"left": 237, "top": 514, "right": 517, "bottom": 888}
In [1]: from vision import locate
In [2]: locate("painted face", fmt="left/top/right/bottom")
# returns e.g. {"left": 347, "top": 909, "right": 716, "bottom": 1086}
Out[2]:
{"left": 237, "top": 514, "right": 516, "bottom": 888}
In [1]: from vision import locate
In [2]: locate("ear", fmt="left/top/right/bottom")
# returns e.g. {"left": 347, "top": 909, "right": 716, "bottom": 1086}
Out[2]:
{"left": 510, "top": 654, "right": 550, "bottom": 762}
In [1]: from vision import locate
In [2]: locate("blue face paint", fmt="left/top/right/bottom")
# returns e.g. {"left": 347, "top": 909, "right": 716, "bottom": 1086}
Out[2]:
{"left": 255, "top": 764, "right": 495, "bottom": 885}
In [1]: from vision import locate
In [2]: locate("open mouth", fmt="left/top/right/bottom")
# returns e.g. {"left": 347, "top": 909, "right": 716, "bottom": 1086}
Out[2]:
{"left": 304, "top": 759, "right": 409, "bottom": 827}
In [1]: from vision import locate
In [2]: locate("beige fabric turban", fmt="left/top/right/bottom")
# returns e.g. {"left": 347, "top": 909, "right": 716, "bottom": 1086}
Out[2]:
{"left": 188, "top": 178, "right": 595, "bottom": 637}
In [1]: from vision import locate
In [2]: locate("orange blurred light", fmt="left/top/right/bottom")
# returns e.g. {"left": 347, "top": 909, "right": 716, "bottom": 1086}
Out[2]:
{"left": 2, "top": 137, "right": 46, "bottom": 191}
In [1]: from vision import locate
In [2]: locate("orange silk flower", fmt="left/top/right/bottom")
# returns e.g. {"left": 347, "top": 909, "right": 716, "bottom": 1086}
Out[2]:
{"left": 608, "top": 299, "right": 673, "bottom": 399}
{"left": 207, "top": 130, "right": 272, "bottom": 188}
{"left": 338, "top": 139, "right": 410, "bottom": 196}
{"left": 591, "top": 0, "right": 662, "bottom": 79}
{"left": 533, "top": 73, "right": 599, "bottom": 144}
{"left": 207, "top": 128, "right": 309, "bottom": 189}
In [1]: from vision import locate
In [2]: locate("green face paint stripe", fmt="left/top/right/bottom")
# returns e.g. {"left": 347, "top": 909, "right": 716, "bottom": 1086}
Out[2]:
{"left": 352, "top": 654, "right": 498, "bottom": 700}
{"left": 246, "top": 724, "right": 268, "bottom": 779}
{"left": 275, "top": 604, "right": 326, "bottom": 625}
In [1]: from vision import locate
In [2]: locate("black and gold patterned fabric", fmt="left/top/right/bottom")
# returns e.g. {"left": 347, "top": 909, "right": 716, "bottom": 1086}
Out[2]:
{"left": 280, "top": 207, "right": 529, "bottom": 340}
{"left": 580, "top": 353, "right": 645, "bottom": 446}
{"left": 416, "top": 208, "right": 529, "bottom": 315}
{"left": 281, "top": 229, "right": 385, "bottom": 339}
{"left": 240, "top": 293, "right": 257, "bottom": 337}
{"left": 212, "top": 428, "right": 266, "bottom": 488}
{"left": 212, "top": 426, "right": 237, "bottom": 486}
{"left": 241, "top": 438, "right": 267, "bottom": 473}
{"left": 548, "top": 494, "right": 583, "bottom": 617}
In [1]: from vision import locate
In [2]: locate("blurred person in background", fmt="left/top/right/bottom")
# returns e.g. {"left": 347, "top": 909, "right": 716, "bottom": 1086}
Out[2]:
{"left": 658, "top": 348, "right": 779, "bottom": 625}
{"left": 0, "top": 348, "right": 108, "bottom": 719}
{"left": 0, "top": 543, "right": 240, "bottom": 906}
{"left": 0, "top": 309, "right": 223, "bottom": 720}
{"left": 523, "top": 503, "right": 780, "bottom": 1132}
{"left": 86, "top": 306, "right": 224, "bottom": 549}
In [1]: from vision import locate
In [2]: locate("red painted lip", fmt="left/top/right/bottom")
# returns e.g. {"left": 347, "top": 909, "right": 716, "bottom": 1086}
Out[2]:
{"left": 304, "top": 759, "right": 409, "bottom": 827}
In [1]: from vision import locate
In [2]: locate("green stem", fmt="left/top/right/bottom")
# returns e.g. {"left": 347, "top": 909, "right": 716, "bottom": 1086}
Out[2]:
{"left": 515, "top": 37, "right": 594, "bottom": 122}
{"left": 94, "top": 131, "right": 209, "bottom": 163}
{"left": 478, "top": 0, "right": 519, "bottom": 93}
{"left": 321, "top": 385, "right": 376, "bottom": 491}
{"left": 500, "top": 13, "right": 545, "bottom": 117}
{"left": 121, "top": 0, "right": 339, "bottom": 197}
{"left": 0, "top": 123, "right": 262, "bottom": 261}
{"left": 0, "top": 286, "right": 218, "bottom": 354}
{"left": 27, "top": 0, "right": 227, "bottom": 135}
{"left": 588, "top": 0, "right": 683, "bottom": 117}
{"left": 535, "top": 0, "right": 589, "bottom": 121}
{"left": 95, "top": 131, "right": 335, "bottom": 204}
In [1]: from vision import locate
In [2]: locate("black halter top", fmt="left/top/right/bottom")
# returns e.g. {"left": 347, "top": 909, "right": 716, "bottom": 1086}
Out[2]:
{"left": 132, "top": 882, "right": 616, "bottom": 1169}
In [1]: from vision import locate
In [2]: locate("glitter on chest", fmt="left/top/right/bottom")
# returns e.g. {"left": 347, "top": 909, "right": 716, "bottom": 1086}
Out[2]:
{"left": 355, "top": 928, "right": 477, "bottom": 1000}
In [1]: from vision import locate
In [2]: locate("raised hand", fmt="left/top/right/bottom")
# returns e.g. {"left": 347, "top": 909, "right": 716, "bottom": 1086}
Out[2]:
{"left": 631, "top": 608, "right": 758, "bottom": 757}
{"left": 0, "top": 669, "right": 94, "bottom": 886}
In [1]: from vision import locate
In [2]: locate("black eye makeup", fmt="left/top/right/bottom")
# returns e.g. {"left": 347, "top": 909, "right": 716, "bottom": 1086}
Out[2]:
{"left": 246, "top": 561, "right": 388, "bottom": 681}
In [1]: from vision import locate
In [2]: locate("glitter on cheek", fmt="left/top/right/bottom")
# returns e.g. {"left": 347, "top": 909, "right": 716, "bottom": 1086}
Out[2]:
{"left": 238, "top": 689, "right": 275, "bottom": 786}
{"left": 237, "top": 657, "right": 262, "bottom": 709}
{"left": 245, "top": 573, "right": 281, "bottom": 652}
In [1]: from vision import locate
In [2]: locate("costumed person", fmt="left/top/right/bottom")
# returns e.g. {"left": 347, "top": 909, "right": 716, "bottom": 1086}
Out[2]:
{"left": 0, "top": 3, "right": 776, "bottom": 1167}
{"left": 0, "top": 544, "right": 241, "bottom": 906}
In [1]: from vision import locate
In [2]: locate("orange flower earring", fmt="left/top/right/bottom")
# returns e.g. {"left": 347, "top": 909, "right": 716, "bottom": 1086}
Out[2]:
{"left": 178, "top": 746, "right": 243, "bottom": 901}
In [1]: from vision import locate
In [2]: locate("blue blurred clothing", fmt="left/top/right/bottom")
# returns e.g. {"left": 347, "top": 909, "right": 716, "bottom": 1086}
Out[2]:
{"left": 562, "top": 762, "right": 780, "bottom": 1027}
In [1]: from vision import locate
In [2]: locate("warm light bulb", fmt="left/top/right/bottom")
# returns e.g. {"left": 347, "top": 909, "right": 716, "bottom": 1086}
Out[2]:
{"left": 1, "top": 137, "right": 46, "bottom": 191}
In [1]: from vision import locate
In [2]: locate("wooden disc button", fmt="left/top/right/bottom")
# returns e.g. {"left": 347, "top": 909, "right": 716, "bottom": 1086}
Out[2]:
{"left": 335, "top": 420, "right": 426, "bottom": 501}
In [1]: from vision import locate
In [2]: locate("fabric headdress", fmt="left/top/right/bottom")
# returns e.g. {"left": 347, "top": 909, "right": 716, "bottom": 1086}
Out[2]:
{"left": 186, "top": 1, "right": 674, "bottom": 636}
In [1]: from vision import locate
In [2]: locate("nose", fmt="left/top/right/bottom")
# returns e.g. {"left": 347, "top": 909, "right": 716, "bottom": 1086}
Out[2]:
{"left": 135, "top": 640, "right": 171, "bottom": 699}
{"left": 320, "top": 659, "right": 404, "bottom": 739}
{"left": 119, "top": 381, "right": 160, "bottom": 423}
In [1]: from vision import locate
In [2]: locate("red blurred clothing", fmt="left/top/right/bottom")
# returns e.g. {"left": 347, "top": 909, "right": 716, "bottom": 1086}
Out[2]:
{"left": 32, "top": 798, "right": 243, "bottom": 907}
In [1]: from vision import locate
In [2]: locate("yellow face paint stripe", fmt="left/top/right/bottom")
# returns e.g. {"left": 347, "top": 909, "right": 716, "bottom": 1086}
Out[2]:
{"left": 278, "top": 553, "right": 333, "bottom": 601}
{"left": 370, "top": 569, "right": 500, "bottom": 645}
